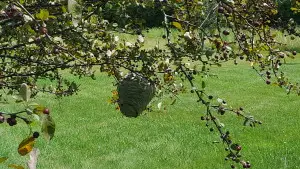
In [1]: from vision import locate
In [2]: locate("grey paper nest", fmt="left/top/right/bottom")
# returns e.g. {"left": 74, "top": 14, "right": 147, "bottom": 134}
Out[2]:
{"left": 117, "top": 73, "right": 155, "bottom": 117}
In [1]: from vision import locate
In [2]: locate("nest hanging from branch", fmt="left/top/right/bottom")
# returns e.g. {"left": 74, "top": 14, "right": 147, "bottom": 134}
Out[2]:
{"left": 117, "top": 73, "right": 155, "bottom": 117}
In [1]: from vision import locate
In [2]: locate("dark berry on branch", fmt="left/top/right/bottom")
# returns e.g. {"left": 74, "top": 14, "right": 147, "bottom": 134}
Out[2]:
{"left": 39, "top": 27, "right": 48, "bottom": 35}
{"left": 241, "top": 34, "right": 246, "bottom": 40}
{"left": 34, "top": 37, "right": 42, "bottom": 44}
{"left": 43, "top": 108, "right": 50, "bottom": 114}
{"left": 218, "top": 7, "right": 225, "bottom": 13}
{"left": 292, "top": 51, "right": 297, "bottom": 55}
{"left": 223, "top": 30, "right": 230, "bottom": 36}
{"left": 245, "top": 161, "right": 251, "bottom": 168}
{"left": 53, "top": 47, "right": 60, "bottom": 54}
{"left": 7, "top": 117, "right": 17, "bottom": 126}
{"left": 208, "top": 95, "right": 213, "bottom": 99}
{"left": 236, "top": 145, "right": 242, "bottom": 151}
{"left": 193, "top": 70, "right": 197, "bottom": 75}
{"left": 33, "top": 132, "right": 40, "bottom": 138}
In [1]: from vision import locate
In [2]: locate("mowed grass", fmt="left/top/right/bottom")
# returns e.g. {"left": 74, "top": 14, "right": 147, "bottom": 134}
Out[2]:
{"left": 1, "top": 29, "right": 300, "bottom": 169}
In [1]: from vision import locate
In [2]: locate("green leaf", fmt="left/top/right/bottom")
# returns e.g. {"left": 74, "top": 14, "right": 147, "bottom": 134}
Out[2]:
{"left": 219, "top": 123, "right": 225, "bottom": 128}
{"left": 68, "top": 0, "right": 82, "bottom": 26}
{"left": 19, "top": 83, "right": 31, "bottom": 102}
{"left": 205, "top": 50, "right": 215, "bottom": 57}
{"left": 48, "top": 15, "right": 57, "bottom": 19}
{"left": 31, "top": 114, "right": 40, "bottom": 123}
{"left": 24, "top": 24, "right": 35, "bottom": 34}
{"left": 0, "top": 157, "right": 8, "bottom": 163}
{"left": 12, "top": 95, "right": 23, "bottom": 103}
{"left": 170, "top": 99, "right": 176, "bottom": 105}
{"left": 202, "top": 81, "right": 206, "bottom": 89}
{"left": 28, "top": 102, "right": 39, "bottom": 107}
{"left": 62, "top": 6, "right": 67, "bottom": 13}
{"left": 68, "top": 0, "right": 79, "bottom": 13}
{"left": 172, "top": 22, "right": 183, "bottom": 31}
{"left": 36, "top": 9, "right": 50, "bottom": 21}
{"left": 53, "top": 36, "right": 64, "bottom": 44}
{"left": 41, "top": 115, "right": 56, "bottom": 141}
{"left": 8, "top": 164, "right": 25, "bottom": 169}
{"left": 243, "top": 118, "right": 249, "bottom": 126}
{"left": 90, "top": 15, "right": 98, "bottom": 24}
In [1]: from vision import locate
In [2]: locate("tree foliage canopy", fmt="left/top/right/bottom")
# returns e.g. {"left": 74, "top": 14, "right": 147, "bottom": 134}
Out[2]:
{"left": 1, "top": 0, "right": 300, "bottom": 168}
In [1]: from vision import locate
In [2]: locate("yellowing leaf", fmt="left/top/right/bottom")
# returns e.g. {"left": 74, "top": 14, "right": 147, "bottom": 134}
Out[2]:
{"left": 271, "top": 9, "right": 278, "bottom": 15}
{"left": 8, "top": 164, "right": 25, "bottom": 169}
{"left": 291, "top": 7, "right": 300, "bottom": 12}
{"left": 33, "top": 105, "right": 46, "bottom": 115}
{"left": 18, "top": 137, "right": 35, "bottom": 156}
{"left": 41, "top": 115, "right": 56, "bottom": 141}
{"left": 0, "top": 157, "right": 8, "bottom": 163}
{"left": 172, "top": 22, "right": 183, "bottom": 31}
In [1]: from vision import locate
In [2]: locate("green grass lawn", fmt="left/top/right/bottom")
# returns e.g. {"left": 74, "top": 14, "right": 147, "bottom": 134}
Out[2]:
{"left": 1, "top": 29, "right": 300, "bottom": 169}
